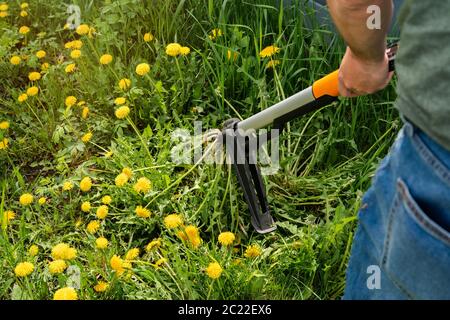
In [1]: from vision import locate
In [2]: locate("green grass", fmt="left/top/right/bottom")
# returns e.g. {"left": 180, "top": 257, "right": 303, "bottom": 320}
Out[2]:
{"left": 0, "top": 0, "right": 399, "bottom": 300}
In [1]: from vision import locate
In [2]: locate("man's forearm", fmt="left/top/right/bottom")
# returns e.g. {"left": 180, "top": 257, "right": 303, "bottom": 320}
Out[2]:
{"left": 327, "top": 0, "right": 393, "bottom": 62}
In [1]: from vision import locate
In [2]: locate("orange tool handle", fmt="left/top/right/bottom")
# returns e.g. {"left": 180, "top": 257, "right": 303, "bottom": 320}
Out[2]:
{"left": 312, "top": 70, "right": 339, "bottom": 99}
{"left": 311, "top": 43, "right": 398, "bottom": 99}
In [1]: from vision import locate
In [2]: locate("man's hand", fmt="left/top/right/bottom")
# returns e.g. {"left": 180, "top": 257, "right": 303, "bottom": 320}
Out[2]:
{"left": 339, "top": 46, "right": 393, "bottom": 97}
{"left": 328, "top": 0, "right": 394, "bottom": 97}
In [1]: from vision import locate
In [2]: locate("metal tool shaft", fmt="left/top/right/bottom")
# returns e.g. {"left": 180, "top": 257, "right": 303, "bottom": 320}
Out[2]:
{"left": 237, "top": 87, "right": 315, "bottom": 132}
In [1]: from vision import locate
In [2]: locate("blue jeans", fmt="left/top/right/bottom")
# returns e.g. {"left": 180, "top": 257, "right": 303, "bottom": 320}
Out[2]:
{"left": 343, "top": 119, "right": 450, "bottom": 299}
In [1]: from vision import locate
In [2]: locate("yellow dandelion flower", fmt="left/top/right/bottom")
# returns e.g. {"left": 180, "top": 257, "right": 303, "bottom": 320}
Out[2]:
{"left": 209, "top": 28, "right": 223, "bottom": 40}
{"left": 19, "top": 26, "right": 30, "bottom": 34}
{"left": 0, "top": 121, "right": 9, "bottom": 130}
{"left": 76, "top": 24, "right": 90, "bottom": 35}
{"left": 166, "top": 43, "right": 182, "bottom": 57}
{"left": 81, "top": 107, "right": 89, "bottom": 119}
{"left": 53, "top": 287, "right": 77, "bottom": 300}
{"left": 14, "top": 262, "right": 34, "bottom": 277}
{"left": 266, "top": 59, "right": 281, "bottom": 69}
{"left": 144, "top": 32, "right": 154, "bottom": 42}
{"left": 184, "top": 226, "right": 198, "bottom": 238}
{"left": 26, "top": 86, "right": 39, "bottom": 96}
{"left": 110, "top": 255, "right": 123, "bottom": 272}
{"left": 101, "top": 196, "right": 112, "bottom": 205}
{"left": 99, "top": 54, "right": 113, "bottom": 65}
{"left": 38, "top": 197, "right": 46, "bottom": 205}
{"left": 244, "top": 244, "right": 262, "bottom": 258}
{"left": 28, "top": 72, "right": 41, "bottom": 81}
{"left": 41, "top": 62, "right": 50, "bottom": 71}
{"left": 64, "top": 40, "right": 83, "bottom": 50}
{"left": 80, "top": 177, "right": 92, "bottom": 192}
{"left": 71, "top": 40, "right": 83, "bottom": 49}
{"left": 64, "top": 41, "right": 73, "bottom": 49}
{"left": 94, "top": 281, "right": 109, "bottom": 293}
{"left": 36, "top": 50, "right": 46, "bottom": 59}
{"left": 121, "top": 261, "right": 132, "bottom": 276}
{"left": 81, "top": 132, "right": 92, "bottom": 143}
{"left": 20, "top": 10, "right": 27, "bottom": 17}
{"left": 0, "top": 138, "right": 8, "bottom": 150}
{"left": 19, "top": 193, "right": 33, "bottom": 206}
{"left": 135, "top": 63, "right": 150, "bottom": 76}
{"left": 64, "top": 41, "right": 74, "bottom": 49}
{"left": 87, "top": 220, "right": 100, "bottom": 234}
{"left": 133, "top": 177, "right": 151, "bottom": 194}
{"left": 65, "top": 63, "right": 76, "bottom": 73}
{"left": 5, "top": 210, "right": 16, "bottom": 222}
{"left": 49, "top": 260, "right": 68, "bottom": 275}
{"left": 122, "top": 167, "right": 133, "bottom": 178}
{"left": 154, "top": 258, "right": 167, "bottom": 269}
{"left": 115, "top": 173, "right": 129, "bottom": 187}
{"left": 0, "top": 4, "right": 9, "bottom": 11}
{"left": 125, "top": 248, "right": 140, "bottom": 261}
{"left": 164, "top": 214, "right": 183, "bottom": 229}
{"left": 118, "top": 78, "right": 131, "bottom": 91}
{"left": 114, "top": 97, "right": 126, "bottom": 105}
{"left": 65, "top": 96, "right": 77, "bottom": 108}
{"left": 218, "top": 232, "right": 235, "bottom": 246}
{"left": 28, "top": 245, "right": 39, "bottom": 257}
{"left": 206, "top": 262, "right": 222, "bottom": 279}
{"left": 145, "top": 238, "right": 161, "bottom": 252}
{"left": 75, "top": 218, "right": 82, "bottom": 228}
{"left": 0, "top": 11, "right": 8, "bottom": 18}
{"left": 51, "top": 243, "right": 77, "bottom": 260}
{"left": 135, "top": 206, "right": 151, "bottom": 218}
{"left": 115, "top": 106, "right": 130, "bottom": 119}
{"left": 70, "top": 49, "right": 82, "bottom": 59}
{"left": 0, "top": 138, "right": 9, "bottom": 150}
{"left": 185, "top": 225, "right": 201, "bottom": 248}
{"left": 63, "top": 181, "right": 74, "bottom": 191}
{"left": 21, "top": 3, "right": 29, "bottom": 9}
{"left": 177, "top": 230, "right": 187, "bottom": 241}
{"left": 180, "top": 46, "right": 190, "bottom": 56}
{"left": 96, "top": 205, "right": 108, "bottom": 220}
{"left": 259, "top": 45, "right": 280, "bottom": 58}
{"left": 10, "top": 56, "right": 21, "bottom": 65}
{"left": 95, "top": 237, "right": 108, "bottom": 249}
{"left": 190, "top": 236, "right": 202, "bottom": 248}
{"left": 81, "top": 201, "right": 91, "bottom": 212}
{"left": 18, "top": 93, "right": 28, "bottom": 103}
{"left": 227, "top": 49, "right": 239, "bottom": 61}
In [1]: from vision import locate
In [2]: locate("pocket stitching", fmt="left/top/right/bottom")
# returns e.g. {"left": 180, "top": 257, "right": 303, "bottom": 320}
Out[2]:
{"left": 381, "top": 194, "right": 398, "bottom": 267}
{"left": 381, "top": 186, "right": 414, "bottom": 299}
{"left": 381, "top": 191, "right": 415, "bottom": 299}
{"left": 382, "top": 178, "right": 450, "bottom": 299}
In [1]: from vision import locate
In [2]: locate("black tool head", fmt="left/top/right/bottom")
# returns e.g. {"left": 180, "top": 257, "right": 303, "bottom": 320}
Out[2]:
{"left": 222, "top": 119, "right": 277, "bottom": 234}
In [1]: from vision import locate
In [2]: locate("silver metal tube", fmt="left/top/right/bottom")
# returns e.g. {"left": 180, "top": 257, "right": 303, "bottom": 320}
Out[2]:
{"left": 237, "top": 86, "right": 315, "bottom": 132}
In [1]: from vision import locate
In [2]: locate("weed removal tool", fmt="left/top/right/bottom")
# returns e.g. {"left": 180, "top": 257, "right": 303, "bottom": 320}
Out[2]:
{"left": 223, "top": 43, "right": 398, "bottom": 234}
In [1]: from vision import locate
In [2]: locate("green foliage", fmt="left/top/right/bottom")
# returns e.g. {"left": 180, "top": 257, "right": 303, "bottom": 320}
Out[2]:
{"left": 0, "top": 0, "right": 399, "bottom": 300}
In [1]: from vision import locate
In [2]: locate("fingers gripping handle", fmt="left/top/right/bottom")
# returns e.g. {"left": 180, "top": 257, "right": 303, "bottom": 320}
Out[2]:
{"left": 312, "top": 43, "right": 398, "bottom": 99}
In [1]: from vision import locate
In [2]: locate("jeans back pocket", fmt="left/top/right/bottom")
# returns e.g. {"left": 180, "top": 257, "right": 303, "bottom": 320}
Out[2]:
{"left": 381, "top": 178, "right": 450, "bottom": 299}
